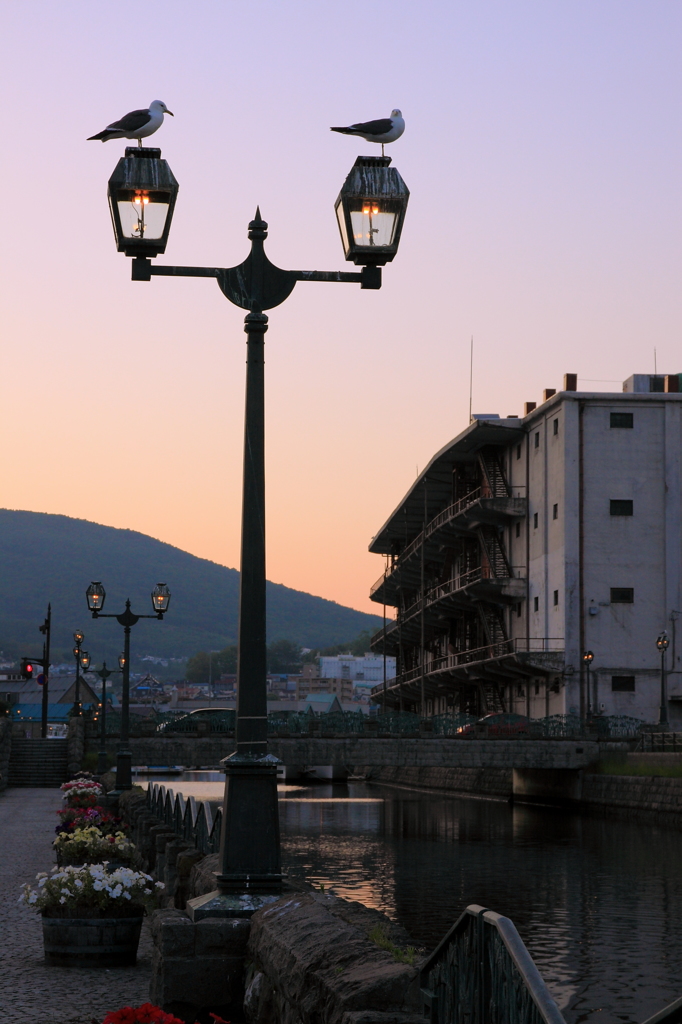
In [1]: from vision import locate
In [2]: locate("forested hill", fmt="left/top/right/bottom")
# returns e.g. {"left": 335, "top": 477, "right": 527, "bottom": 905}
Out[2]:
{"left": 0, "top": 510, "right": 381, "bottom": 664}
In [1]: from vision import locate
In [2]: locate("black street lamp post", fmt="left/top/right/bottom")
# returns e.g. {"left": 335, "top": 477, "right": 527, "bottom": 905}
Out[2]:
{"left": 582, "top": 651, "right": 594, "bottom": 718}
{"left": 657, "top": 631, "right": 670, "bottom": 729}
{"left": 72, "top": 631, "right": 88, "bottom": 716}
{"left": 86, "top": 581, "right": 171, "bottom": 791}
{"left": 91, "top": 659, "right": 124, "bottom": 774}
{"left": 102, "top": 146, "right": 409, "bottom": 917}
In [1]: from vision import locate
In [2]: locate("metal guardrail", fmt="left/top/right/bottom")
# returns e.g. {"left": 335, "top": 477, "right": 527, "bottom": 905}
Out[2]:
{"left": 147, "top": 782, "right": 222, "bottom": 855}
{"left": 379, "top": 638, "right": 565, "bottom": 689}
{"left": 635, "top": 731, "right": 682, "bottom": 752}
{"left": 421, "top": 904, "right": 566, "bottom": 1024}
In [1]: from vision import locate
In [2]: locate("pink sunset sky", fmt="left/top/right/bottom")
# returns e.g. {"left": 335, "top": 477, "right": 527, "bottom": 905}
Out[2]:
{"left": 0, "top": 1, "right": 680, "bottom": 617}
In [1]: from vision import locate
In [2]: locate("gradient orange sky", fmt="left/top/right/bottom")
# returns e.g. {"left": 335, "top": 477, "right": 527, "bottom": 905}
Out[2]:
{"left": 0, "top": 2, "right": 680, "bottom": 616}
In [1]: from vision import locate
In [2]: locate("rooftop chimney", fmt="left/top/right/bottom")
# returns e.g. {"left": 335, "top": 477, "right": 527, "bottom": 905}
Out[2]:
{"left": 665, "top": 374, "right": 680, "bottom": 393}
{"left": 564, "top": 373, "right": 577, "bottom": 392}
{"left": 543, "top": 389, "right": 557, "bottom": 402}
{"left": 524, "top": 402, "right": 537, "bottom": 415}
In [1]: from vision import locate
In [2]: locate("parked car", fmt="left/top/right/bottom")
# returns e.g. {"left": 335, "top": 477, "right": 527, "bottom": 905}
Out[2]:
{"left": 459, "top": 712, "right": 530, "bottom": 736}
{"left": 157, "top": 708, "right": 235, "bottom": 734}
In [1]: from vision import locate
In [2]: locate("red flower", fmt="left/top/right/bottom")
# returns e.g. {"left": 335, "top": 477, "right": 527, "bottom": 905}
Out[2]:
{"left": 209, "top": 1014, "right": 231, "bottom": 1023}
{"left": 102, "top": 1008, "right": 138, "bottom": 1024}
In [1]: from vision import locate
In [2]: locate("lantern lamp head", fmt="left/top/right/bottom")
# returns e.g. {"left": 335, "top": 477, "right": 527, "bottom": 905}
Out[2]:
{"left": 107, "top": 148, "right": 179, "bottom": 258}
{"left": 80, "top": 651, "right": 91, "bottom": 671}
{"left": 657, "top": 631, "right": 670, "bottom": 652}
{"left": 582, "top": 650, "right": 594, "bottom": 665}
{"left": 335, "top": 156, "right": 409, "bottom": 266}
{"left": 73, "top": 630, "right": 84, "bottom": 646}
{"left": 86, "top": 581, "right": 106, "bottom": 614}
{"left": 151, "top": 582, "right": 171, "bottom": 616}
{"left": 118, "top": 652, "right": 126, "bottom": 671}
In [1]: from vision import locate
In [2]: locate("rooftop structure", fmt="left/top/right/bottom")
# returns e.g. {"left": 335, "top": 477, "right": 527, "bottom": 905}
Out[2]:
{"left": 369, "top": 372, "right": 682, "bottom": 724}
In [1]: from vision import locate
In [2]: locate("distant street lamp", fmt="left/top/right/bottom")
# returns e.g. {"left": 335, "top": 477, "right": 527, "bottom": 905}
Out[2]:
{"left": 582, "top": 651, "right": 594, "bottom": 718}
{"left": 72, "top": 630, "right": 87, "bottom": 716}
{"left": 100, "top": 145, "right": 409, "bottom": 914}
{"left": 657, "top": 631, "right": 670, "bottom": 729}
{"left": 91, "top": 659, "right": 124, "bottom": 775}
{"left": 86, "top": 581, "right": 170, "bottom": 791}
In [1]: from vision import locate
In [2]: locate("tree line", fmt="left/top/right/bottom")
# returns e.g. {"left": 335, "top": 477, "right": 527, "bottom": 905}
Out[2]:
{"left": 184, "top": 630, "right": 375, "bottom": 685}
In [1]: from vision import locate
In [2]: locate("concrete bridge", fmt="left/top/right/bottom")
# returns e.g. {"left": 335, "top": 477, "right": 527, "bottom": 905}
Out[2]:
{"left": 117, "top": 735, "right": 601, "bottom": 770}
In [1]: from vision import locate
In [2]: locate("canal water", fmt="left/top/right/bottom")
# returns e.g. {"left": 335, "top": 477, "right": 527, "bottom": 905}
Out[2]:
{"left": 138, "top": 772, "right": 682, "bottom": 1024}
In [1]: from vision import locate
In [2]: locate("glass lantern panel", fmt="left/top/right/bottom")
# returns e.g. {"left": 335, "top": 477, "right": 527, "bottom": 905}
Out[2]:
{"left": 335, "top": 202, "right": 350, "bottom": 255}
{"left": 116, "top": 189, "right": 170, "bottom": 240}
{"left": 349, "top": 202, "right": 398, "bottom": 248}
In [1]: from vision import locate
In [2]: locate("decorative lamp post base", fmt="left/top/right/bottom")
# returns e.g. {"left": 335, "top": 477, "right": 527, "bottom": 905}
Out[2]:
{"left": 115, "top": 749, "right": 133, "bottom": 791}
{"left": 97, "top": 750, "right": 109, "bottom": 775}
{"left": 187, "top": 751, "right": 282, "bottom": 921}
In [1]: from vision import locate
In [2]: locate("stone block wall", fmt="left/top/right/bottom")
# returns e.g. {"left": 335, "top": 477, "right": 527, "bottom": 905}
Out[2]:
{"left": 360, "top": 765, "right": 513, "bottom": 798}
{"left": 66, "top": 716, "right": 85, "bottom": 775}
{"left": 0, "top": 717, "right": 11, "bottom": 792}
{"left": 244, "top": 892, "right": 424, "bottom": 1024}
{"left": 582, "top": 773, "right": 682, "bottom": 823}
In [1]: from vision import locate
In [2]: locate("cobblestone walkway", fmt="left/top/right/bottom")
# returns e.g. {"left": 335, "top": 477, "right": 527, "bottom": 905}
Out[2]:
{"left": 0, "top": 788, "right": 152, "bottom": 1024}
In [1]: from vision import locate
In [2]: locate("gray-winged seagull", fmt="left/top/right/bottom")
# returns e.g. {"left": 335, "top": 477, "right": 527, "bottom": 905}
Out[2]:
{"left": 87, "top": 100, "right": 174, "bottom": 146}
{"left": 330, "top": 109, "right": 404, "bottom": 156}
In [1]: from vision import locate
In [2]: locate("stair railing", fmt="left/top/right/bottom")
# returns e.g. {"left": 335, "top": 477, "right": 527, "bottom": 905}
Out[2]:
{"left": 421, "top": 904, "right": 566, "bottom": 1024}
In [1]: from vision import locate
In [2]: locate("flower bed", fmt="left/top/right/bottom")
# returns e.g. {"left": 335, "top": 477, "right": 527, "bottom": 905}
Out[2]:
{"left": 61, "top": 777, "right": 105, "bottom": 808}
{"left": 22, "top": 864, "right": 165, "bottom": 967}
{"left": 22, "top": 863, "right": 163, "bottom": 915}
{"left": 101, "top": 1005, "right": 229, "bottom": 1024}
{"left": 56, "top": 805, "right": 129, "bottom": 836}
{"left": 53, "top": 826, "right": 137, "bottom": 867}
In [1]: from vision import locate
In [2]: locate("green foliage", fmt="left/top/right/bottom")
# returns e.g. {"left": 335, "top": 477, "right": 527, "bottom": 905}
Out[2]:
{"left": 185, "top": 646, "right": 238, "bottom": 685}
{"left": 593, "top": 757, "right": 682, "bottom": 778}
{"left": 301, "top": 629, "right": 376, "bottom": 662}
{"left": 267, "top": 639, "right": 302, "bottom": 673}
{"left": 368, "top": 923, "right": 418, "bottom": 965}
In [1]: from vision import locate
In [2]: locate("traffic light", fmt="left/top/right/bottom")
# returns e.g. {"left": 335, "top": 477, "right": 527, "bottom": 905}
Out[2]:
{"left": 21, "top": 658, "right": 34, "bottom": 680}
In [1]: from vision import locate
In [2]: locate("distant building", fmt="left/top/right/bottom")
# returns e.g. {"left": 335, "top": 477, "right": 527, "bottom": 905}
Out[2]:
{"left": 369, "top": 372, "right": 682, "bottom": 724}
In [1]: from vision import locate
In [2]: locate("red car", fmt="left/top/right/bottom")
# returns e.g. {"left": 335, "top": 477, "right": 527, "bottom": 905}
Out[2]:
{"left": 459, "top": 713, "right": 530, "bottom": 736}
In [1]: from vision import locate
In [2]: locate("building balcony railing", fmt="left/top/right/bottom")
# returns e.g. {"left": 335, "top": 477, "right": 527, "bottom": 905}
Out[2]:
{"left": 371, "top": 637, "right": 565, "bottom": 693}
{"left": 370, "top": 487, "right": 526, "bottom": 601}
{"left": 370, "top": 566, "right": 526, "bottom": 650}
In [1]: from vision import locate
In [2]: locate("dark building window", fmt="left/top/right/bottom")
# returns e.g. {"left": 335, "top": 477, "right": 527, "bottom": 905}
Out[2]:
{"left": 610, "top": 412, "right": 633, "bottom": 428}
{"left": 533, "top": 596, "right": 539, "bottom": 612}
{"left": 516, "top": 444, "right": 521, "bottom": 460}
{"left": 553, "top": 419, "right": 559, "bottom": 436}
{"left": 534, "top": 432, "right": 540, "bottom": 449}
{"left": 534, "top": 682, "right": 540, "bottom": 695}
{"left": 612, "top": 676, "right": 635, "bottom": 692}
{"left": 516, "top": 602, "right": 522, "bottom": 617}
{"left": 611, "top": 588, "right": 634, "bottom": 603}
{"left": 533, "top": 512, "right": 538, "bottom": 529}
{"left": 610, "top": 499, "right": 633, "bottom": 516}
{"left": 515, "top": 521, "right": 521, "bottom": 538}
{"left": 650, "top": 376, "right": 665, "bottom": 393}
{"left": 553, "top": 503, "right": 558, "bottom": 520}
{"left": 553, "top": 590, "right": 559, "bottom": 606}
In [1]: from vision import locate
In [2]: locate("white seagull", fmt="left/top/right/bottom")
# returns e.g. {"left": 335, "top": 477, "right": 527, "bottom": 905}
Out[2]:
{"left": 330, "top": 109, "right": 405, "bottom": 156}
{"left": 87, "top": 100, "right": 174, "bottom": 146}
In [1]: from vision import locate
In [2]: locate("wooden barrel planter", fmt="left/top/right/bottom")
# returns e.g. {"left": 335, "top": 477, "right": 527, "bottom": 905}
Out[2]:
{"left": 42, "top": 907, "right": 144, "bottom": 967}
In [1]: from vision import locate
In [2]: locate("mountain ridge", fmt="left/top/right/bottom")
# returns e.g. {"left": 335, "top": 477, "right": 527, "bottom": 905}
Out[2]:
{"left": 0, "top": 509, "right": 381, "bottom": 664}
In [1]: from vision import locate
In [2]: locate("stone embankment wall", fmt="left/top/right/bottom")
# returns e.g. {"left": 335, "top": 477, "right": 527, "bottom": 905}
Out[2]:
{"left": 92, "top": 735, "right": 600, "bottom": 769}
{"left": 361, "top": 765, "right": 513, "bottom": 798}
{"left": 0, "top": 718, "right": 11, "bottom": 791}
{"left": 581, "top": 774, "right": 682, "bottom": 824}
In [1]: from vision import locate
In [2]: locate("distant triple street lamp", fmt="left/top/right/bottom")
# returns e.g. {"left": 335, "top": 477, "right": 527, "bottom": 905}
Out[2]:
{"left": 72, "top": 630, "right": 87, "bottom": 717}
{"left": 85, "top": 581, "right": 171, "bottom": 792}
{"left": 99, "top": 143, "right": 409, "bottom": 916}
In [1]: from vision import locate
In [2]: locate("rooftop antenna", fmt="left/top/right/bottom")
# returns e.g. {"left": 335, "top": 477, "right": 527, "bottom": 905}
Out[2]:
{"left": 469, "top": 335, "right": 474, "bottom": 423}
{"left": 654, "top": 347, "right": 657, "bottom": 375}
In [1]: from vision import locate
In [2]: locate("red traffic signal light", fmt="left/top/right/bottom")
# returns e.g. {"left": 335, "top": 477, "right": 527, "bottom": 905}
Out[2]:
{"left": 21, "top": 659, "right": 34, "bottom": 679}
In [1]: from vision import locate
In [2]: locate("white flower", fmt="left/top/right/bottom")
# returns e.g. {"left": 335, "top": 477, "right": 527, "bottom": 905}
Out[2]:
{"left": 61, "top": 888, "right": 70, "bottom": 896}
{"left": 155, "top": 881, "right": 165, "bottom": 889}
{"left": 36, "top": 872, "right": 47, "bottom": 880}
{"left": 144, "top": 888, "right": 152, "bottom": 895}
{"left": 59, "top": 896, "right": 66, "bottom": 904}
{"left": 93, "top": 881, "right": 104, "bottom": 891}
{"left": 28, "top": 893, "right": 38, "bottom": 905}
{"left": 74, "top": 879, "right": 83, "bottom": 889}
{"left": 123, "top": 891, "right": 131, "bottom": 900}
{"left": 38, "top": 878, "right": 47, "bottom": 888}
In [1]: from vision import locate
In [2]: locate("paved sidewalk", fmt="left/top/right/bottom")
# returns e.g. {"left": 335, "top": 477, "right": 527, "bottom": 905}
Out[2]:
{"left": 0, "top": 788, "right": 152, "bottom": 1024}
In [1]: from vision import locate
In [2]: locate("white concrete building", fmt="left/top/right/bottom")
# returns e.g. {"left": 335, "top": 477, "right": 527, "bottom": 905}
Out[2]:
{"left": 318, "top": 653, "right": 396, "bottom": 684}
{"left": 369, "top": 372, "right": 682, "bottom": 724}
